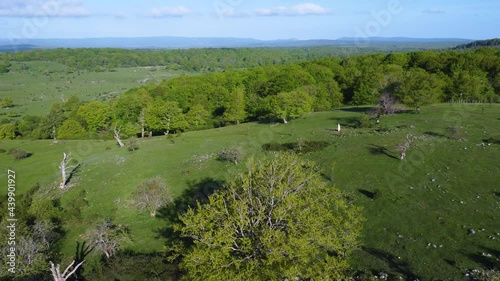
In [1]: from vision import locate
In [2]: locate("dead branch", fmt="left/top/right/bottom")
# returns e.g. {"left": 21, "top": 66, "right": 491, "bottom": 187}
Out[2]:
{"left": 59, "top": 153, "right": 76, "bottom": 189}
{"left": 113, "top": 124, "right": 125, "bottom": 147}
{"left": 50, "top": 260, "right": 84, "bottom": 281}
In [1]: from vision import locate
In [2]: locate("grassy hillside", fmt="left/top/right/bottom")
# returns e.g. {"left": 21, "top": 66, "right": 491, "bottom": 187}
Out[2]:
{"left": 0, "top": 61, "right": 188, "bottom": 117}
{"left": 0, "top": 103, "right": 499, "bottom": 279}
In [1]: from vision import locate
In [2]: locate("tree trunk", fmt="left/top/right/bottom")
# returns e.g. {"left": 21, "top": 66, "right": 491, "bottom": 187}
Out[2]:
{"left": 113, "top": 125, "right": 125, "bottom": 147}
{"left": 139, "top": 110, "right": 146, "bottom": 138}
{"left": 114, "top": 135, "right": 125, "bottom": 147}
{"left": 59, "top": 153, "right": 72, "bottom": 189}
{"left": 50, "top": 260, "right": 84, "bottom": 281}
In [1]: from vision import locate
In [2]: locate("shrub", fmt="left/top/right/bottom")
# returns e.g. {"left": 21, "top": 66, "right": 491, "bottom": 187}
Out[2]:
{"left": 127, "top": 139, "right": 139, "bottom": 152}
{"left": 356, "top": 114, "right": 371, "bottom": 128}
{"left": 218, "top": 146, "right": 243, "bottom": 164}
{"left": 0, "top": 148, "right": 6, "bottom": 153}
{"left": 9, "top": 148, "right": 31, "bottom": 160}
{"left": 131, "top": 177, "right": 172, "bottom": 217}
{"left": 0, "top": 123, "right": 16, "bottom": 140}
{"left": 447, "top": 125, "right": 467, "bottom": 141}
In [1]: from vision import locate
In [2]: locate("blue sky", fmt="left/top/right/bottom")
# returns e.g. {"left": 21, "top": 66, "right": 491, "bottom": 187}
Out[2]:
{"left": 0, "top": 0, "right": 498, "bottom": 40}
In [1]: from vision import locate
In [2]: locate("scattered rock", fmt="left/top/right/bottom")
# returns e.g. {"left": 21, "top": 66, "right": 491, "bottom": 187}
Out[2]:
{"left": 468, "top": 229, "right": 476, "bottom": 235}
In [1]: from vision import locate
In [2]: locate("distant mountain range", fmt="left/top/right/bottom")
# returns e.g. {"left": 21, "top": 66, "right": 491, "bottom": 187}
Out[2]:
{"left": 0, "top": 36, "right": 474, "bottom": 52}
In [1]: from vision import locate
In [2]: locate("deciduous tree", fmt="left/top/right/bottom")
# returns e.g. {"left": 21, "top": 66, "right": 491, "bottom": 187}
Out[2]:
{"left": 131, "top": 177, "right": 173, "bottom": 217}
{"left": 173, "top": 153, "right": 363, "bottom": 280}
{"left": 270, "top": 89, "right": 314, "bottom": 123}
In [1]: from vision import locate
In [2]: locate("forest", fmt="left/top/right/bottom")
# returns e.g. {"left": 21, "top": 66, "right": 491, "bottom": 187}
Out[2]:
{"left": 0, "top": 47, "right": 499, "bottom": 141}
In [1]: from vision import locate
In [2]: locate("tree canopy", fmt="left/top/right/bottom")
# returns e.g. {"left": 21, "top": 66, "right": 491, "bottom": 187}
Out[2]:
{"left": 174, "top": 153, "right": 364, "bottom": 280}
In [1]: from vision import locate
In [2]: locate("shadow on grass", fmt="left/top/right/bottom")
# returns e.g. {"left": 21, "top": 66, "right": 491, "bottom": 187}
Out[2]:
{"left": 368, "top": 144, "right": 399, "bottom": 160}
{"left": 424, "top": 131, "right": 447, "bottom": 138}
{"left": 70, "top": 241, "right": 94, "bottom": 281}
{"left": 363, "top": 247, "right": 420, "bottom": 279}
{"left": 466, "top": 246, "right": 500, "bottom": 269}
{"left": 66, "top": 164, "right": 82, "bottom": 187}
{"left": 483, "top": 137, "right": 500, "bottom": 145}
{"left": 329, "top": 116, "right": 363, "bottom": 128}
{"left": 82, "top": 250, "right": 177, "bottom": 281}
{"left": 357, "top": 189, "right": 378, "bottom": 199}
{"left": 336, "top": 106, "right": 372, "bottom": 113}
{"left": 155, "top": 178, "right": 224, "bottom": 244}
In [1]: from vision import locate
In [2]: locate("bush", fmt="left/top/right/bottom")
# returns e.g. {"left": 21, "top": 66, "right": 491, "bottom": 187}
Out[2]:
{"left": 9, "top": 148, "right": 31, "bottom": 160}
{"left": 0, "top": 148, "right": 6, "bottom": 153}
{"left": 218, "top": 146, "right": 243, "bottom": 164}
{"left": 355, "top": 114, "right": 371, "bottom": 128}
{"left": 127, "top": 139, "right": 139, "bottom": 152}
{"left": 447, "top": 125, "right": 467, "bottom": 141}
{"left": 131, "top": 177, "right": 172, "bottom": 217}
{"left": 0, "top": 123, "right": 16, "bottom": 140}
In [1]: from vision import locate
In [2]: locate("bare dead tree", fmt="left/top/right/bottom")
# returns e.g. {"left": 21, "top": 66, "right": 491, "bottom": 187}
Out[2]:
{"left": 369, "top": 93, "right": 398, "bottom": 121}
{"left": 59, "top": 153, "right": 76, "bottom": 189}
{"left": 86, "top": 219, "right": 129, "bottom": 259}
{"left": 51, "top": 125, "right": 58, "bottom": 145}
{"left": 396, "top": 134, "right": 416, "bottom": 160}
{"left": 50, "top": 260, "right": 85, "bottom": 281}
{"left": 379, "top": 92, "right": 397, "bottom": 115}
{"left": 131, "top": 177, "right": 173, "bottom": 217}
{"left": 113, "top": 124, "right": 125, "bottom": 147}
{"left": 17, "top": 236, "right": 44, "bottom": 268}
{"left": 138, "top": 110, "right": 146, "bottom": 138}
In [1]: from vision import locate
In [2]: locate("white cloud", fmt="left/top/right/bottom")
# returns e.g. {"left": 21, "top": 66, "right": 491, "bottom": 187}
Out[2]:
{"left": 147, "top": 6, "right": 190, "bottom": 18}
{"left": 0, "top": 0, "right": 90, "bottom": 17}
{"left": 422, "top": 8, "right": 446, "bottom": 14}
{"left": 219, "top": 2, "right": 330, "bottom": 18}
{"left": 289, "top": 3, "right": 330, "bottom": 16}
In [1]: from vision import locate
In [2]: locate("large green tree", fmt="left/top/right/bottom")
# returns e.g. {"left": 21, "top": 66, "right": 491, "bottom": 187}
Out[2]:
{"left": 395, "top": 68, "right": 445, "bottom": 109}
{"left": 174, "top": 153, "right": 363, "bottom": 280}
{"left": 145, "top": 100, "right": 188, "bottom": 134}
{"left": 77, "top": 101, "right": 111, "bottom": 133}
{"left": 270, "top": 89, "right": 314, "bottom": 123}
{"left": 57, "top": 119, "right": 86, "bottom": 140}
{"left": 223, "top": 87, "right": 247, "bottom": 124}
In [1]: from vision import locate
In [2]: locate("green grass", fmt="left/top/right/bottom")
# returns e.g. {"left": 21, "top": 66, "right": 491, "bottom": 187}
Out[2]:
{"left": 0, "top": 103, "right": 499, "bottom": 279}
{"left": 0, "top": 61, "right": 190, "bottom": 117}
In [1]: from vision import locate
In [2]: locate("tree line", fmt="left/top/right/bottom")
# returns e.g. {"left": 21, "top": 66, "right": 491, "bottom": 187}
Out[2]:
{"left": 0, "top": 46, "right": 390, "bottom": 72}
{"left": 0, "top": 47, "right": 499, "bottom": 140}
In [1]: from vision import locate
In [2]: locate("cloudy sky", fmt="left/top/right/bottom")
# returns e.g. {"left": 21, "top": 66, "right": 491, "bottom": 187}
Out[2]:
{"left": 0, "top": 0, "right": 498, "bottom": 40}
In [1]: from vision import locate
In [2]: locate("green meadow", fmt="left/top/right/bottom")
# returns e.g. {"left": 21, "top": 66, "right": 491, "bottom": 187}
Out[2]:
{"left": 1, "top": 103, "right": 498, "bottom": 279}
{"left": 0, "top": 61, "right": 189, "bottom": 117}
